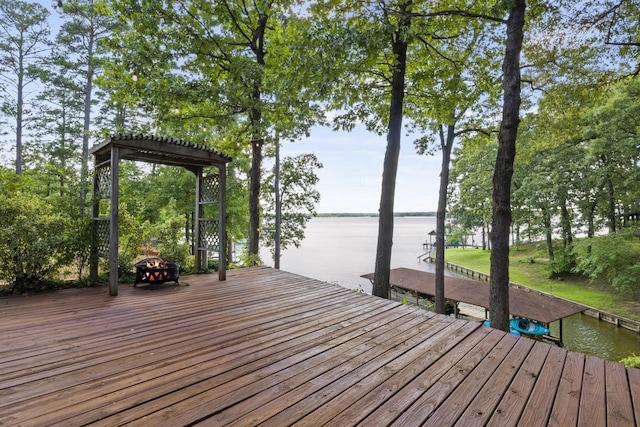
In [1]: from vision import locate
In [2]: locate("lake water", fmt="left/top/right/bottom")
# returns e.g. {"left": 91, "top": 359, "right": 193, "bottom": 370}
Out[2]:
{"left": 260, "top": 216, "right": 640, "bottom": 362}
{"left": 261, "top": 216, "right": 445, "bottom": 292}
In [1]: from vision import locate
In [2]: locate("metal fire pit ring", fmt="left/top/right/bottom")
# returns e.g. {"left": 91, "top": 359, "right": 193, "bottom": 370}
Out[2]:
{"left": 134, "top": 257, "right": 180, "bottom": 289}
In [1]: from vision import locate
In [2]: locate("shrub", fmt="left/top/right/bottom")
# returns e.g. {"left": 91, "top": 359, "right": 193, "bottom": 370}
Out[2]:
{"left": 0, "top": 190, "right": 68, "bottom": 292}
{"left": 573, "top": 228, "right": 640, "bottom": 292}
{"left": 620, "top": 353, "right": 640, "bottom": 368}
{"left": 154, "top": 201, "right": 190, "bottom": 267}
{"left": 546, "top": 246, "right": 576, "bottom": 278}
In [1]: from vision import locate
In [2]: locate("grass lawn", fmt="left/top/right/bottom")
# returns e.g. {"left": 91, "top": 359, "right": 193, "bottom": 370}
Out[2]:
{"left": 443, "top": 247, "right": 640, "bottom": 322}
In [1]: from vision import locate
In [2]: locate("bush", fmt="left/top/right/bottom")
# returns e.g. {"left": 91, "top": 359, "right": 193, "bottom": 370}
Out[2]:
{"left": 573, "top": 228, "right": 640, "bottom": 292}
{"left": 546, "top": 246, "right": 576, "bottom": 278}
{"left": 154, "top": 201, "right": 190, "bottom": 267}
{"left": 0, "top": 190, "right": 69, "bottom": 293}
{"left": 620, "top": 353, "right": 640, "bottom": 368}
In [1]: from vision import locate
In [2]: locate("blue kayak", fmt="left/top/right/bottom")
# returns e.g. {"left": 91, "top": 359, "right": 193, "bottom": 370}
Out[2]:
{"left": 483, "top": 320, "right": 521, "bottom": 336}
{"left": 509, "top": 318, "right": 550, "bottom": 335}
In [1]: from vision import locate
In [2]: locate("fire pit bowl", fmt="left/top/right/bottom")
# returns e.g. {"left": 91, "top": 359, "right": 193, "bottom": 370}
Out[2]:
{"left": 134, "top": 257, "right": 180, "bottom": 289}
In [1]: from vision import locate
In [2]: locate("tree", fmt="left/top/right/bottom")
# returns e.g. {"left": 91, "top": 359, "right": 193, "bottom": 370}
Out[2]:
{"left": 371, "top": 0, "right": 412, "bottom": 299}
{"left": 105, "top": 0, "right": 323, "bottom": 262}
{"left": 490, "top": 0, "right": 526, "bottom": 332}
{"left": 55, "top": 0, "right": 119, "bottom": 214}
{"left": 0, "top": 0, "right": 51, "bottom": 175}
{"left": 0, "top": 167, "right": 69, "bottom": 292}
{"left": 261, "top": 153, "right": 323, "bottom": 262}
{"left": 410, "top": 16, "right": 503, "bottom": 313}
{"left": 449, "top": 137, "right": 496, "bottom": 250}
{"left": 29, "top": 52, "right": 85, "bottom": 198}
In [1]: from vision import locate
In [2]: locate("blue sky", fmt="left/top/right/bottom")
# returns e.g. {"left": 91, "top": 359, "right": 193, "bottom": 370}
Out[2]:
{"left": 273, "top": 124, "right": 443, "bottom": 213}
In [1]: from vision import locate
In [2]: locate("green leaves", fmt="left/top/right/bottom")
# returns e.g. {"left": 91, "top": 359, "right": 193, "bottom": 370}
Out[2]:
{"left": 574, "top": 227, "right": 640, "bottom": 292}
{"left": 261, "top": 153, "right": 323, "bottom": 258}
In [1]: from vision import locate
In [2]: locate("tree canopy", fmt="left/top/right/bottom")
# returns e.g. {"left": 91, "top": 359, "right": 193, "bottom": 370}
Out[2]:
{"left": 0, "top": 0, "right": 637, "bottom": 302}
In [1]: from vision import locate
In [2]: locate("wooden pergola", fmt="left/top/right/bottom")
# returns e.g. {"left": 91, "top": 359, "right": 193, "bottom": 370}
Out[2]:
{"left": 89, "top": 134, "right": 232, "bottom": 296}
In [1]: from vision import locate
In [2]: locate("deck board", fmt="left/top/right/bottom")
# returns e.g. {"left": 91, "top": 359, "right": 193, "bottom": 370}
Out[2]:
{"left": 0, "top": 266, "right": 637, "bottom": 426}
{"left": 578, "top": 355, "right": 606, "bottom": 426}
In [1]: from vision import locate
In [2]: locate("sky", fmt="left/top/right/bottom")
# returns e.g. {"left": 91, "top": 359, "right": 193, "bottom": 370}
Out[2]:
{"left": 274, "top": 124, "right": 443, "bottom": 214}
{"left": 32, "top": 0, "right": 444, "bottom": 214}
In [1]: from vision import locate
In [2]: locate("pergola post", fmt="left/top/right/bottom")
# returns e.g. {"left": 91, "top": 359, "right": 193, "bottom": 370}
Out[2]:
{"left": 109, "top": 146, "right": 120, "bottom": 296}
{"left": 90, "top": 168, "right": 100, "bottom": 285}
{"left": 194, "top": 167, "right": 205, "bottom": 273}
{"left": 218, "top": 163, "right": 227, "bottom": 281}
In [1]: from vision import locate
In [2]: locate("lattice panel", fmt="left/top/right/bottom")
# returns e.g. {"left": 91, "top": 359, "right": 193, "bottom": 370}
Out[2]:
{"left": 198, "top": 218, "right": 220, "bottom": 252}
{"left": 95, "top": 166, "right": 111, "bottom": 199}
{"left": 94, "top": 218, "right": 110, "bottom": 258}
{"left": 200, "top": 174, "right": 220, "bottom": 204}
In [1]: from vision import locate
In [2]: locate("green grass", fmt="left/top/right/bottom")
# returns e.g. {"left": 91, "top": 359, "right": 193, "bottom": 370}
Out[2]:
{"left": 443, "top": 247, "right": 640, "bottom": 321}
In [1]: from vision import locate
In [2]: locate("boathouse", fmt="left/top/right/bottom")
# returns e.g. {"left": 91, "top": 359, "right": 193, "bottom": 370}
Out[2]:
{"left": 362, "top": 267, "right": 587, "bottom": 345}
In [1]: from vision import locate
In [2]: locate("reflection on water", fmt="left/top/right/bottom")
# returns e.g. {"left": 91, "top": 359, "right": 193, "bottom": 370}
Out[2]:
{"left": 261, "top": 216, "right": 640, "bottom": 362}
{"left": 550, "top": 313, "right": 640, "bottom": 362}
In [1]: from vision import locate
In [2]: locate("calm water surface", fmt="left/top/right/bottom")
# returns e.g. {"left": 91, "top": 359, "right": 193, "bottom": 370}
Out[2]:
{"left": 261, "top": 216, "right": 640, "bottom": 362}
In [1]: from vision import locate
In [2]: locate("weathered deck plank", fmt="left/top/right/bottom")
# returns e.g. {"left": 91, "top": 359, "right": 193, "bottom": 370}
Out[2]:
{"left": 0, "top": 266, "right": 637, "bottom": 426}
{"left": 486, "top": 340, "right": 552, "bottom": 427}
{"left": 605, "top": 360, "right": 636, "bottom": 427}
{"left": 578, "top": 355, "right": 606, "bottom": 427}
{"left": 549, "top": 351, "right": 585, "bottom": 426}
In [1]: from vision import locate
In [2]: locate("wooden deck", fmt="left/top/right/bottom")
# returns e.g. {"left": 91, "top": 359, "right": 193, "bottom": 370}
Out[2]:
{"left": 1, "top": 266, "right": 638, "bottom": 426}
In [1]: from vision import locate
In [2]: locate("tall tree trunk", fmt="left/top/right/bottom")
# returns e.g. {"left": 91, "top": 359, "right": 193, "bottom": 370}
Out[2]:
{"left": 247, "top": 12, "right": 268, "bottom": 260}
{"left": 434, "top": 124, "right": 455, "bottom": 314}
{"left": 482, "top": 223, "right": 487, "bottom": 250}
{"left": 372, "top": 1, "right": 411, "bottom": 298}
{"left": 16, "top": 55, "right": 24, "bottom": 176}
{"left": 542, "top": 206, "right": 554, "bottom": 260}
{"left": 605, "top": 173, "right": 616, "bottom": 233}
{"left": 248, "top": 133, "right": 263, "bottom": 259}
{"left": 587, "top": 200, "right": 597, "bottom": 238}
{"left": 489, "top": 0, "right": 526, "bottom": 332}
{"left": 560, "top": 195, "right": 572, "bottom": 246}
{"left": 79, "top": 34, "right": 95, "bottom": 216}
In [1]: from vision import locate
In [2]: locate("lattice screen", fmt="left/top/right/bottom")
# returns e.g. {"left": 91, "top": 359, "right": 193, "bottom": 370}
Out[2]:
{"left": 94, "top": 218, "right": 110, "bottom": 258}
{"left": 95, "top": 166, "right": 111, "bottom": 199}
{"left": 198, "top": 218, "right": 220, "bottom": 251}
{"left": 200, "top": 174, "right": 220, "bottom": 204}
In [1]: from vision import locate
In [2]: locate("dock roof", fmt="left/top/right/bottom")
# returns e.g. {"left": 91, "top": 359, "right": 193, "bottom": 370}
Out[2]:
{"left": 361, "top": 267, "right": 587, "bottom": 324}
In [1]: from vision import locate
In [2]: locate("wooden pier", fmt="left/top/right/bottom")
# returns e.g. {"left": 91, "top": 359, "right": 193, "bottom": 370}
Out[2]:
{"left": 1, "top": 266, "right": 638, "bottom": 426}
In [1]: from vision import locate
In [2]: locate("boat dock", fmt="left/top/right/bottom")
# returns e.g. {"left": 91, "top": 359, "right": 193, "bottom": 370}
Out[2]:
{"left": 361, "top": 267, "right": 587, "bottom": 345}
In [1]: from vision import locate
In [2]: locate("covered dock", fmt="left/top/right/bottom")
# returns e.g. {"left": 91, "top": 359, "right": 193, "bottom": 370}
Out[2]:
{"left": 1, "top": 267, "right": 638, "bottom": 426}
{"left": 362, "top": 267, "right": 587, "bottom": 344}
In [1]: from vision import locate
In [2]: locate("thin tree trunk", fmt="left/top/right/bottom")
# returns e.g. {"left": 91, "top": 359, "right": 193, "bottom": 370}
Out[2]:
{"left": 482, "top": 223, "right": 487, "bottom": 250}
{"left": 372, "top": 1, "right": 411, "bottom": 298}
{"left": 16, "top": 54, "right": 24, "bottom": 176}
{"left": 605, "top": 174, "right": 616, "bottom": 233}
{"left": 80, "top": 43, "right": 95, "bottom": 216}
{"left": 560, "top": 195, "right": 572, "bottom": 246}
{"left": 274, "top": 132, "right": 281, "bottom": 269}
{"left": 489, "top": 0, "right": 526, "bottom": 332}
{"left": 434, "top": 124, "right": 455, "bottom": 314}
{"left": 542, "top": 206, "right": 554, "bottom": 260}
